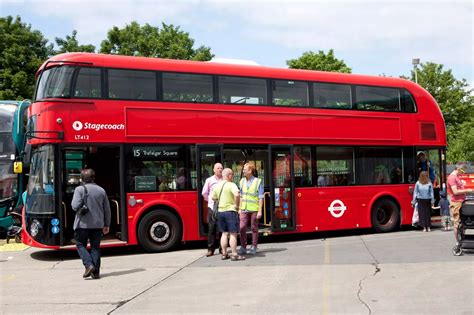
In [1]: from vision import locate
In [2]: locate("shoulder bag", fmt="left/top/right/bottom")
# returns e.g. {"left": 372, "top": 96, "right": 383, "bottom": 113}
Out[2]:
{"left": 212, "top": 182, "right": 227, "bottom": 220}
{"left": 77, "top": 184, "right": 89, "bottom": 215}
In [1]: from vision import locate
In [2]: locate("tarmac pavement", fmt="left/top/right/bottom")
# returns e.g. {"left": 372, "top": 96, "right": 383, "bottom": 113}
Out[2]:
{"left": 1, "top": 227, "right": 473, "bottom": 314}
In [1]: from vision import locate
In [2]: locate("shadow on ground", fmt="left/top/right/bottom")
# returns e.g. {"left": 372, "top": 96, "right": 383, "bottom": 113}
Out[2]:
{"left": 29, "top": 226, "right": 422, "bottom": 262}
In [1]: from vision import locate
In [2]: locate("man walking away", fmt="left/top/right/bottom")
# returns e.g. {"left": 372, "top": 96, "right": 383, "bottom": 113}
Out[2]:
{"left": 72, "top": 169, "right": 111, "bottom": 279}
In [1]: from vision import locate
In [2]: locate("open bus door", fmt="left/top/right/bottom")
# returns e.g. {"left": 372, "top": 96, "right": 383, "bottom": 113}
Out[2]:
{"left": 196, "top": 144, "right": 223, "bottom": 236}
{"left": 60, "top": 145, "right": 125, "bottom": 246}
{"left": 269, "top": 145, "right": 296, "bottom": 232}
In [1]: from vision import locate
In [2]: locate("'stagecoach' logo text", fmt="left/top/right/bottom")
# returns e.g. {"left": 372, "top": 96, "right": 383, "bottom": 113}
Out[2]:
{"left": 72, "top": 121, "right": 124, "bottom": 132}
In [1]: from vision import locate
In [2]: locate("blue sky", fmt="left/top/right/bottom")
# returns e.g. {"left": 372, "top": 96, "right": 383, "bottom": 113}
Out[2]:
{"left": 2, "top": 0, "right": 473, "bottom": 86}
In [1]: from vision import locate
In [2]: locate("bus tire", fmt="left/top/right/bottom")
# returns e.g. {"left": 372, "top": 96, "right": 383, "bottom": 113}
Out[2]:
{"left": 371, "top": 198, "right": 400, "bottom": 233}
{"left": 137, "top": 210, "right": 182, "bottom": 252}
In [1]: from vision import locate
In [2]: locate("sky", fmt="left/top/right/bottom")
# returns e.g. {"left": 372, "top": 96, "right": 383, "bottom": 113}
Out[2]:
{"left": 2, "top": 0, "right": 473, "bottom": 86}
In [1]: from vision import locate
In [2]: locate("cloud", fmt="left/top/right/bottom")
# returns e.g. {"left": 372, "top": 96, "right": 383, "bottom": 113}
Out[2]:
{"left": 24, "top": 0, "right": 195, "bottom": 45}
{"left": 210, "top": 1, "right": 472, "bottom": 64}
{"left": 5, "top": 0, "right": 472, "bottom": 80}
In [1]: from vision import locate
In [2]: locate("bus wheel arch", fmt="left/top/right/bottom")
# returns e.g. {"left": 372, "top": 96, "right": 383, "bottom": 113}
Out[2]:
{"left": 370, "top": 196, "right": 401, "bottom": 233}
{"left": 137, "top": 206, "right": 183, "bottom": 252}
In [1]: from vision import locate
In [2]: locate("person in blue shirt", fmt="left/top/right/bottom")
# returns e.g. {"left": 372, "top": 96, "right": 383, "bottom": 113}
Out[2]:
{"left": 412, "top": 171, "right": 435, "bottom": 232}
{"left": 417, "top": 151, "right": 436, "bottom": 184}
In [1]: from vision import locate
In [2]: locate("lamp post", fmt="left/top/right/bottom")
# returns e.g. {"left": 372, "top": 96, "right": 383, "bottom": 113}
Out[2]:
{"left": 412, "top": 58, "right": 420, "bottom": 84}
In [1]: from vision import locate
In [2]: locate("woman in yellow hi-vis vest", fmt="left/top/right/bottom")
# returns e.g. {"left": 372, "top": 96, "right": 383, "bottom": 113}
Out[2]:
{"left": 238, "top": 162, "right": 264, "bottom": 255}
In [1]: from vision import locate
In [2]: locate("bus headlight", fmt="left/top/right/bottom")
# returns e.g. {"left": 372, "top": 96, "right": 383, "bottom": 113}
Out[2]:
{"left": 30, "top": 220, "right": 42, "bottom": 237}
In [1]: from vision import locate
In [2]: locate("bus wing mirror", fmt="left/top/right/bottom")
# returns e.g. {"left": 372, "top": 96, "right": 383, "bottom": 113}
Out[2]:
{"left": 14, "top": 161, "right": 23, "bottom": 174}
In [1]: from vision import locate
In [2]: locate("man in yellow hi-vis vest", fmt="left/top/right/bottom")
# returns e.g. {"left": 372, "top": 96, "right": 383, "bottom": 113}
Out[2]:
{"left": 238, "top": 162, "right": 264, "bottom": 255}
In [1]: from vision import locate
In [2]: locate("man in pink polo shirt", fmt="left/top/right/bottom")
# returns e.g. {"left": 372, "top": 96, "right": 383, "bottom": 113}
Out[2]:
{"left": 202, "top": 163, "right": 223, "bottom": 257}
{"left": 447, "top": 163, "right": 473, "bottom": 254}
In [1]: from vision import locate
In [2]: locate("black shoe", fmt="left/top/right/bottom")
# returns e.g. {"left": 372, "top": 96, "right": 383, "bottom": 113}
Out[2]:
{"left": 91, "top": 272, "right": 100, "bottom": 279}
{"left": 83, "top": 265, "right": 95, "bottom": 278}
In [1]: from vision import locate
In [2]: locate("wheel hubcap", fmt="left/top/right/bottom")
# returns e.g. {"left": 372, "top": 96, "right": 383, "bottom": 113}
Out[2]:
{"left": 150, "top": 221, "right": 170, "bottom": 242}
{"left": 377, "top": 207, "right": 392, "bottom": 225}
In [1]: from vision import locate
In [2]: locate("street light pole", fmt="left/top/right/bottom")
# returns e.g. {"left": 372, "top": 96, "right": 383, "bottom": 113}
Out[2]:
{"left": 412, "top": 58, "right": 420, "bottom": 84}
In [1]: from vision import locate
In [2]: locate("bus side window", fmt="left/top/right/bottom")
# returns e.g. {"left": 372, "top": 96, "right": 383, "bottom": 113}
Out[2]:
{"left": 316, "top": 147, "right": 354, "bottom": 186}
{"left": 74, "top": 67, "right": 101, "bottom": 98}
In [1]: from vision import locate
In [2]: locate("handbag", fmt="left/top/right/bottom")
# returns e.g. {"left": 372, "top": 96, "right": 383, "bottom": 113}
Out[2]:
{"left": 212, "top": 182, "right": 227, "bottom": 220}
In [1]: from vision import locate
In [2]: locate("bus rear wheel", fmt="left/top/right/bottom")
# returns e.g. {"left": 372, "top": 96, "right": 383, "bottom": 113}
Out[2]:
{"left": 371, "top": 198, "right": 400, "bottom": 233}
{"left": 138, "top": 210, "right": 182, "bottom": 252}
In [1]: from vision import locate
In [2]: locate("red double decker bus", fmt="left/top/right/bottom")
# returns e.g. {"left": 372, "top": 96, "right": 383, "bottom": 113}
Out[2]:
{"left": 23, "top": 53, "right": 446, "bottom": 251}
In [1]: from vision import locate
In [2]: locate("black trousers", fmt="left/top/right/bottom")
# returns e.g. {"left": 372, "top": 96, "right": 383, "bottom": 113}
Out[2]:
{"left": 75, "top": 228, "right": 102, "bottom": 274}
{"left": 207, "top": 207, "right": 220, "bottom": 250}
{"left": 417, "top": 199, "right": 432, "bottom": 228}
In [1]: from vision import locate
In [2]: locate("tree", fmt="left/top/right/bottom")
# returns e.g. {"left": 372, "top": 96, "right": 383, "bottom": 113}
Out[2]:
{"left": 287, "top": 50, "right": 351, "bottom": 73}
{"left": 0, "top": 16, "right": 53, "bottom": 100}
{"left": 407, "top": 62, "right": 473, "bottom": 129}
{"left": 446, "top": 120, "right": 474, "bottom": 163}
{"left": 55, "top": 30, "right": 95, "bottom": 53}
{"left": 404, "top": 62, "right": 474, "bottom": 163}
{"left": 100, "top": 21, "right": 213, "bottom": 61}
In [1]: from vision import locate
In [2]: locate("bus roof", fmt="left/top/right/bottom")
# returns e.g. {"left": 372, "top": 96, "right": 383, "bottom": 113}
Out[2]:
{"left": 41, "top": 53, "right": 416, "bottom": 89}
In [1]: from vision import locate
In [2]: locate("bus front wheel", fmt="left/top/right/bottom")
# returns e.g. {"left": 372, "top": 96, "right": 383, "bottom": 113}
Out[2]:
{"left": 137, "top": 210, "right": 182, "bottom": 252}
{"left": 371, "top": 198, "right": 400, "bottom": 233}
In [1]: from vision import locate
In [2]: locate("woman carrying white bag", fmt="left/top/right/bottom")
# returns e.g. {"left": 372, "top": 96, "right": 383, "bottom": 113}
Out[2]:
{"left": 411, "top": 171, "right": 435, "bottom": 232}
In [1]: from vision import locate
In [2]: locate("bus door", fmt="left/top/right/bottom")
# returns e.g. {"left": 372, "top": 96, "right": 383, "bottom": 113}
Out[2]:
{"left": 269, "top": 145, "right": 296, "bottom": 232}
{"left": 60, "top": 148, "right": 84, "bottom": 245}
{"left": 196, "top": 144, "right": 223, "bottom": 236}
{"left": 60, "top": 146, "right": 124, "bottom": 245}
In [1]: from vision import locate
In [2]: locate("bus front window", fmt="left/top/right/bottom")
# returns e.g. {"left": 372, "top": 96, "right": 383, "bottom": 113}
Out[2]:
{"left": 0, "top": 104, "right": 17, "bottom": 202}
{"left": 0, "top": 161, "right": 17, "bottom": 202}
{"left": 26, "top": 145, "right": 55, "bottom": 214}
{"left": 35, "top": 66, "right": 75, "bottom": 100}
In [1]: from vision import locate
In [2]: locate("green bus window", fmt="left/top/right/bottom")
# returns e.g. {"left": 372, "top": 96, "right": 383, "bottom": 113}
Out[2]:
{"left": 219, "top": 76, "right": 267, "bottom": 105}
{"left": 313, "top": 83, "right": 352, "bottom": 109}
{"left": 272, "top": 80, "right": 309, "bottom": 107}
{"left": 162, "top": 73, "right": 213, "bottom": 103}
{"left": 74, "top": 68, "right": 101, "bottom": 98}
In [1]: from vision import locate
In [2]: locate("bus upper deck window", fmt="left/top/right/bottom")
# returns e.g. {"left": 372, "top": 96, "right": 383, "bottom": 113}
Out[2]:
{"left": 35, "top": 66, "right": 75, "bottom": 100}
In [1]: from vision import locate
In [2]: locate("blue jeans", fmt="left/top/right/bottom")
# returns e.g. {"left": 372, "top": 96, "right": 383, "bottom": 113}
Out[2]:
{"left": 75, "top": 228, "right": 102, "bottom": 273}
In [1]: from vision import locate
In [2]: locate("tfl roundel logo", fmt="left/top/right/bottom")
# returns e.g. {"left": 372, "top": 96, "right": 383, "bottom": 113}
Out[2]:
{"left": 328, "top": 199, "right": 347, "bottom": 218}
{"left": 72, "top": 121, "right": 83, "bottom": 131}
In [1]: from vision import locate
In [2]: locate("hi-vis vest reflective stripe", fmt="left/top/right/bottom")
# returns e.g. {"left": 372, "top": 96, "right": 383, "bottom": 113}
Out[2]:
{"left": 240, "top": 177, "right": 262, "bottom": 211}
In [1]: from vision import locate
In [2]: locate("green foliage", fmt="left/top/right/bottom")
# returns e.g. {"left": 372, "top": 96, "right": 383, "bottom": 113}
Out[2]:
{"left": 446, "top": 120, "right": 474, "bottom": 163}
{"left": 0, "top": 16, "right": 53, "bottom": 100}
{"left": 404, "top": 62, "right": 474, "bottom": 163}
{"left": 287, "top": 49, "right": 351, "bottom": 73}
{"left": 55, "top": 30, "right": 95, "bottom": 53}
{"left": 100, "top": 21, "right": 213, "bottom": 61}
{"left": 408, "top": 62, "right": 473, "bottom": 129}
